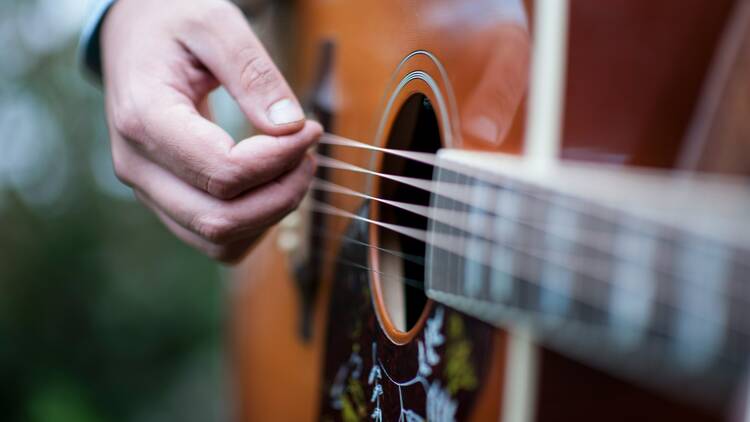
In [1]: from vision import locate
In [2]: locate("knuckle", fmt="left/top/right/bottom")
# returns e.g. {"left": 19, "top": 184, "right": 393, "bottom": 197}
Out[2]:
{"left": 112, "top": 102, "right": 145, "bottom": 141}
{"left": 280, "top": 185, "right": 306, "bottom": 214}
{"left": 110, "top": 148, "right": 134, "bottom": 186}
{"left": 204, "top": 165, "right": 242, "bottom": 199}
{"left": 111, "top": 161, "right": 131, "bottom": 186}
{"left": 238, "top": 52, "right": 278, "bottom": 92}
{"left": 193, "top": 211, "right": 237, "bottom": 243}
{"left": 291, "top": 184, "right": 308, "bottom": 210}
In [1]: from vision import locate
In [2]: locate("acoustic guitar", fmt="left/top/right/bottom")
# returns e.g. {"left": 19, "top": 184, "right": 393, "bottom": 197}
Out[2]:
{"left": 231, "top": 0, "right": 750, "bottom": 420}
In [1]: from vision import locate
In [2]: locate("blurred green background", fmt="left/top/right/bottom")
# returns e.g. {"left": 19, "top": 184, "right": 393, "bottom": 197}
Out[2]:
{"left": 0, "top": 1, "right": 244, "bottom": 420}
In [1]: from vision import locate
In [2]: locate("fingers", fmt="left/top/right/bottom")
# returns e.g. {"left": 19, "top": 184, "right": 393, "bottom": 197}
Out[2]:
{"left": 114, "top": 95, "right": 321, "bottom": 199}
{"left": 135, "top": 191, "right": 259, "bottom": 264}
{"left": 129, "top": 151, "right": 315, "bottom": 245}
{"left": 178, "top": 1, "right": 305, "bottom": 135}
{"left": 104, "top": 0, "right": 322, "bottom": 200}
{"left": 100, "top": 0, "right": 318, "bottom": 262}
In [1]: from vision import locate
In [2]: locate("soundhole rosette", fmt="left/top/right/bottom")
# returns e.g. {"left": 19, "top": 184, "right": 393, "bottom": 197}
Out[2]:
{"left": 369, "top": 56, "right": 453, "bottom": 344}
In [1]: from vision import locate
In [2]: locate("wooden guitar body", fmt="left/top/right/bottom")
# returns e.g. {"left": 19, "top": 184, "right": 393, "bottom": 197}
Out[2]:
{"left": 231, "top": 0, "right": 749, "bottom": 420}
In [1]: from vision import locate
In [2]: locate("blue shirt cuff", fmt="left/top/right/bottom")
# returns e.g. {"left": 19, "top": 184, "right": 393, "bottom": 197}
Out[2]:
{"left": 78, "top": 0, "right": 117, "bottom": 82}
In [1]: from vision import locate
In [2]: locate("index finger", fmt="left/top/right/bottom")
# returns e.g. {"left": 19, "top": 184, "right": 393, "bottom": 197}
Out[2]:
{"left": 178, "top": 1, "right": 305, "bottom": 136}
{"left": 124, "top": 96, "right": 321, "bottom": 199}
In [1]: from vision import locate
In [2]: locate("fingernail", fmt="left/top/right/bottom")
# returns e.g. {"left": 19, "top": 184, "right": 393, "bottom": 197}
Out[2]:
{"left": 267, "top": 99, "right": 305, "bottom": 126}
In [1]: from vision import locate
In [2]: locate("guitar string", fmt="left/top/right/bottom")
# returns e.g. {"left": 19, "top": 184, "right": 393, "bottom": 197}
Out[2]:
{"left": 312, "top": 144, "right": 750, "bottom": 296}
{"left": 313, "top": 151, "right": 750, "bottom": 273}
{"left": 308, "top": 177, "right": 750, "bottom": 310}
{"left": 318, "top": 133, "right": 750, "bottom": 232}
{"left": 303, "top": 203, "right": 750, "bottom": 339}
{"left": 314, "top": 244, "right": 426, "bottom": 292}
{"left": 311, "top": 225, "right": 425, "bottom": 266}
{"left": 309, "top": 239, "right": 750, "bottom": 370}
{"left": 321, "top": 133, "right": 440, "bottom": 166}
{"left": 308, "top": 134, "right": 750, "bottom": 342}
{"left": 307, "top": 230, "right": 749, "bottom": 366}
{"left": 305, "top": 201, "right": 749, "bottom": 319}
{"left": 321, "top": 253, "right": 749, "bottom": 371}
{"left": 311, "top": 177, "right": 750, "bottom": 282}
{"left": 313, "top": 150, "right": 749, "bottom": 234}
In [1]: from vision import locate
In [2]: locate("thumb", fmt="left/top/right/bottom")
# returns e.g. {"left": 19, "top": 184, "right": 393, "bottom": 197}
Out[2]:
{"left": 181, "top": 3, "right": 305, "bottom": 136}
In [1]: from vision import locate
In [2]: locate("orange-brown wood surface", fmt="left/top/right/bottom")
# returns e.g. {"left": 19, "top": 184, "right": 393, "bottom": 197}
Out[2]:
{"left": 231, "top": 0, "right": 529, "bottom": 420}
{"left": 229, "top": 0, "right": 745, "bottom": 420}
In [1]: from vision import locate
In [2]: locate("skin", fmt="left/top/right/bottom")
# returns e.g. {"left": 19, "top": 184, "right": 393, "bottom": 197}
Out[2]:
{"left": 100, "top": 0, "right": 322, "bottom": 263}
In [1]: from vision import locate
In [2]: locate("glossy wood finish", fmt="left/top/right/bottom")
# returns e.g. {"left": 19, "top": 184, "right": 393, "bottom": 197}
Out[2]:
{"left": 229, "top": 0, "right": 746, "bottom": 420}
{"left": 232, "top": 1, "right": 530, "bottom": 420}
{"left": 561, "top": 0, "right": 735, "bottom": 167}
{"left": 541, "top": 1, "right": 739, "bottom": 419}
{"left": 230, "top": 229, "right": 326, "bottom": 421}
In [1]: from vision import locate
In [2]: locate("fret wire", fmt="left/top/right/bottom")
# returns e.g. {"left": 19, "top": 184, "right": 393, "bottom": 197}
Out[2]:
{"left": 303, "top": 203, "right": 750, "bottom": 338}
{"left": 455, "top": 171, "right": 470, "bottom": 301}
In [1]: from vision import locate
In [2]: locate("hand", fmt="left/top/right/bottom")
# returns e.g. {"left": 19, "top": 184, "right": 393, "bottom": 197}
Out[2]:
{"left": 100, "top": 0, "right": 321, "bottom": 263}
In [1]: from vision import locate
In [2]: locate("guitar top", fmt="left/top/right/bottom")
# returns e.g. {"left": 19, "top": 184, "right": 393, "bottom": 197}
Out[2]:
{"left": 230, "top": 0, "right": 750, "bottom": 421}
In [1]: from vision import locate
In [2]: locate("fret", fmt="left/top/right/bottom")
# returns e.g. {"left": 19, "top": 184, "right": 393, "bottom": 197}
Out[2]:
{"left": 537, "top": 194, "right": 578, "bottom": 327}
{"left": 479, "top": 182, "right": 502, "bottom": 302}
{"left": 725, "top": 255, "right": 750, "bottom": 370}
{"left": 454, "top": 171, "right": 471, "bottom": 298}
{"left": 608, "top": 221, "right": 658, "bottom": 350}
{"left": 581, "top": 201, "right": 619, "bottom": 328}
{"left": 426, "top": 165, "right": 451, "bottom": 297}
{"left": 648, "top": 225, "right": 679, "bottom": 361}
{"left": 673, "top": 236, "right": 732, "bottom": 372}
{"left": 448, "top": 167, "right": 461, "bottom": 298}
{"left": 489, "top": 181, "right": 522, "bottom": 303}
{"left": 463, "top": 181, "right": 495, "bottom": 297}
{"left": 517, "top": 182, "right": 542, "bottom": 319}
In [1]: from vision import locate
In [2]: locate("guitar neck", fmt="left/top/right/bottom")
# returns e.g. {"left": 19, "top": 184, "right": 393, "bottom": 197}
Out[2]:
{"left": 425, "top": 148, "right": 750, "bottom": 402}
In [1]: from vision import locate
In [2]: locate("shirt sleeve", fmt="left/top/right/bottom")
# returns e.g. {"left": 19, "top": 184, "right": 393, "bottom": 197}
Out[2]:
{"left": 77, "top": 0, "right": 117, "bottom": 82}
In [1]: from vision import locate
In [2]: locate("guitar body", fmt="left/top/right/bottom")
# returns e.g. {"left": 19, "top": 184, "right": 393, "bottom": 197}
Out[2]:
{"left": 231, "top": 0, "right": 748, "bottom": 420}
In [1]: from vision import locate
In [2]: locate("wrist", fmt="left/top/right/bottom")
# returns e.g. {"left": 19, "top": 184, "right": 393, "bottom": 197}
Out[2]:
{"left": 78, "top": 0, "right": 118, "bottom": 82}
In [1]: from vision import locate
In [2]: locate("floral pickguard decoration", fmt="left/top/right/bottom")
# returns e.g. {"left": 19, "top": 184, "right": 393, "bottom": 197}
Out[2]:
{"left": 329, "top": 306, "right": 478, "bottom": 422}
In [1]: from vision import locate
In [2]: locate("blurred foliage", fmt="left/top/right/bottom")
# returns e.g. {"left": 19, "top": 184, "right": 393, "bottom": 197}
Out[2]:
{"left": 0, "top": 1, "right": 228, "bottom": 421}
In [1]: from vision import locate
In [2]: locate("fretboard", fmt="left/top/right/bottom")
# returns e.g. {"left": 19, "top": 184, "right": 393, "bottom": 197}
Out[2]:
{"left": 425, "top": 149, "right": 750, "bottom": 403}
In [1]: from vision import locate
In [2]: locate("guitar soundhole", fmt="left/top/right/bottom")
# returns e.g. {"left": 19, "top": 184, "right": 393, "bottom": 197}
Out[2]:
{"left": 375, "top": 94, "right": 441, "bottom": 333}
